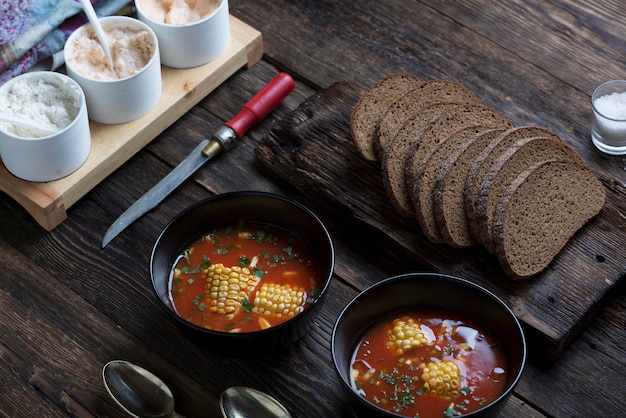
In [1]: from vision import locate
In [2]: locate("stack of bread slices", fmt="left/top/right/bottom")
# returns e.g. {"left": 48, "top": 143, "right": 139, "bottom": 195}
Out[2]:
{"left": 351, "top": 74, "right": 606, "bottom": 279}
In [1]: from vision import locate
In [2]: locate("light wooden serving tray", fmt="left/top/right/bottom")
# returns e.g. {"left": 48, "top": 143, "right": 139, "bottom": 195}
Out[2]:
{"left": 0, "top": 16, "right": 263, "bottom": 231}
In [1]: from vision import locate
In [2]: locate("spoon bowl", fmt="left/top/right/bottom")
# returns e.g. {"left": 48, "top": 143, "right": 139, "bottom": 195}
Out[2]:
{"left": 102, "top": 360, "right": 292, "bottom": 418}
{"left": 220, "top": 387, "right": 292, "bottom": 418}
{"left": 103, "top": 360, "right": 184, "bottom": 418}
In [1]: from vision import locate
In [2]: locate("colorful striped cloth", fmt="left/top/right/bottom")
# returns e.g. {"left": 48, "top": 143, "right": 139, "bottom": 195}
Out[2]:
{"left": 0, "top": 0, "right": 132, "bottom": 85}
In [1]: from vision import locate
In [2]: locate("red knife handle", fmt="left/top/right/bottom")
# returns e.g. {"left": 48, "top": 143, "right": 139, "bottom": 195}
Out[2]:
{"left": 224, "top": 72, "right": 295, "bottom": 139}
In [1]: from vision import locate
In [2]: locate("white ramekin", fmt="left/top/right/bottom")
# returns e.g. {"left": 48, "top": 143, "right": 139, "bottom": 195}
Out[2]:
{"left": 64, "top": 16, "right": 162, "bottom": 124}
{"left": 0, "top": 71, "right": 91, "bottom": 182}
{"left": 136, "top": 0, "right": 230, "bottom": 69}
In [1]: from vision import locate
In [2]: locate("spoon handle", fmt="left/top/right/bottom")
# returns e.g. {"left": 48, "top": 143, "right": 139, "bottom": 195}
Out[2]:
{"left": 78, "top": 0, "right": 114, "bottom": 69}
{"left": 0, "top": 114, "right": 56, "bottom": 135}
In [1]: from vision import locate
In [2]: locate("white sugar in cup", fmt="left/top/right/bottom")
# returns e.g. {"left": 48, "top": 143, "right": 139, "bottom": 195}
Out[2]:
{"left": 64, "top": 16, "right": 162, "bottom": 124}
{"left": 591, "top": 80, "right": 626, "bottom": 155}
{"left": 136, "top": 0, "right": 229, "bottom": 69}
{"left": 0, "top": 72, "right": 91, "bottom": 182}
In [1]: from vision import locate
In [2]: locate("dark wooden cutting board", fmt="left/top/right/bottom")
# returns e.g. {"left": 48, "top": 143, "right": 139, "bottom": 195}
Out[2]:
{"left": 255, "top": 82, "right": 626, "bottom": 361}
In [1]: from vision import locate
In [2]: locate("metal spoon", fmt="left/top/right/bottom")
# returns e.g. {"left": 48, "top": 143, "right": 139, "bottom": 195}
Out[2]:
{"left": 103, "top": 360, "right": 185, "bottom": 418}
{"left": 102, "top": 360, "right": 292, "bottom": 418}
{"left": 220, "top": 386, "right": 292, "bottom": 418}
{"left": 78, "top": 0, "right": 115, "bottom": 71}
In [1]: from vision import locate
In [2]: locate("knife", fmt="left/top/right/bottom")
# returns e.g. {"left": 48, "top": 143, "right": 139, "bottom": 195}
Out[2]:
{"left": 102, "top": 72, "right": 295, "bottom": 247}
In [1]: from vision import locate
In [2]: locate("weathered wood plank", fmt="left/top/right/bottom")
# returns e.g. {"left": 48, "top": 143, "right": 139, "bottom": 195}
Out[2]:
{"left": 0, "top": 238, "right": 218, "bottom": 417}
{"left": 231, "top": 0, "right": 626, "bottom": 183}
{"left": 0, "top": 341, "right": 68, "bottom": 418}
{"left": 420, "top": 0, "right": 625, "bottom": 92}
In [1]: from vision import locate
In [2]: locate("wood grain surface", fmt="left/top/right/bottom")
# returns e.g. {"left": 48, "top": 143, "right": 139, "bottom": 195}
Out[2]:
{"left": 1, "top": 1, "right": 624, "bottom": 417}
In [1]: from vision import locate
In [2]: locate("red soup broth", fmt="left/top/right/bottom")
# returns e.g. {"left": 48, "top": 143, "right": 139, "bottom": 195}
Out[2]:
{"left": 350, "top": 308, "right": 508, "bottom": 417}
{"left": 168, "top": 221, "right": 321, "bottom": 332}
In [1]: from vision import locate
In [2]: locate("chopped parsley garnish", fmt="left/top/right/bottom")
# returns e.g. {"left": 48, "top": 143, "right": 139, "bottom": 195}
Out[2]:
{"left": 217, "top": 244, "right": 232, "bottom": 255}
{"left": 444, "top": 403, "right": 460, "bottom": 417}
{"left": 199, "top": 255, "right": 211, "bottom": 271}
{"left": 306, "top": 288, "right": 320, "bottom": 303}
{"left": 253, "top": 267, "right": 265, "bottom": 279}
{"left": 255, "top": 230, "right": 266, "bottom": 243}
{"left": 241, "top": 298, "right": 252, "bottom": 312}
{"left": 191, "top": 294, "right": 206, "bottom": 312}
{"left": 444, "top": 345, "right": 459, "bottom": 357}
{"left": 284, "top": 246, "right": 299, "bottom": 259}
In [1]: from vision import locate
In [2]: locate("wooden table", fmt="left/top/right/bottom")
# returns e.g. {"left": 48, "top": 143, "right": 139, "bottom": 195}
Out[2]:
{"left": 1, "top": 1, "right": 624, "bottom": 417}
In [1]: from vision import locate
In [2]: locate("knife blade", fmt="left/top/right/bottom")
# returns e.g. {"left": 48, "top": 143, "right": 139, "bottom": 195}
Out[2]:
{"left": 102, "top": 72, "right": 295, "bottom": 247}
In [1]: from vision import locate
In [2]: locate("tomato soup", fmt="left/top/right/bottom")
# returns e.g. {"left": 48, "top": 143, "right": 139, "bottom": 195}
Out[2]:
{"left": 350, "top": 308, "right": 508, "bottom": 417}
{"left": 169, "top": 221, "right": 320, "bottom": 332}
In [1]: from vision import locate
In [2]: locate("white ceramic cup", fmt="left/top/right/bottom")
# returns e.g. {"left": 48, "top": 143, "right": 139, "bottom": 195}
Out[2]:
{"left": 64, "top": 16, "right": 162, "bottom": 124}
{"left": 136, "top": 0, "right": 230, "bottom": 69}
{"left": 0, "top": 71, "right": 91, "bottom": 182}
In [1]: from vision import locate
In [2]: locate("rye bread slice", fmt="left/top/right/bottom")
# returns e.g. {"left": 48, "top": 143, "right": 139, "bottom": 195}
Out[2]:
{"left": 433, "top": 128, "right": 508, "bottom": 247}
{"left": 351, "top": 74, "right": 425, "bottom": 161}
{"left": 476, "top": 136, "right": 585, "bottom": 253}
{"left": 492, "top": 160, "right": 605, "bottom": 280}
{"left": 464, "top": 126, "right": 561, "bottom": 242}
{"left": 381, "top": 102, "right": 465, "bottom": 216}
{"left": 374, "top": 80, "right": 480, "bottom": 159}
{"left": 414, "top": 126, "right": 494, "bottom": 243}
{"left": 407, "top": 105, "right": 512, "bottom": 242}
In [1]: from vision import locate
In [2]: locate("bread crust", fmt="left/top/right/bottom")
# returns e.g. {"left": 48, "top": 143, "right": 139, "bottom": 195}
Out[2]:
{"left": 351, "top": 74, "right": 425, "bottom": 161}
{"left": 414, "top": 126, "right": 493, "bottom": 243}
{"left": 381, "top": 103, "right": 463, "bottom": 216}
{"left": 407, "top": 105, "right": 512, "bottom": 242}
{"left": 492, "top": 160, "right": 605, "bottom": 279}
{"left": 374, "top": 80, "right": 479, "bottom": 160}
{"left": 464, "top": 126, "right": 561, "bottom": 243}
{"left": 433, "top": 128, "right": 508, "bottom": 247}
{"left": 475, "top": 136, "right": 585, "bottom": 253}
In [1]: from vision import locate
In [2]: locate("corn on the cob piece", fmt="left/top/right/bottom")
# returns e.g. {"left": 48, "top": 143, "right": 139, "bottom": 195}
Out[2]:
{"left": 386, "top": 316, "right": 431, "bottom": 355}
{"left": 205, "top": 263, "right": 258, "bottom": 319}
{"left": 420, "top": 360, "right": 461, "bottom": 400}
{"left": 252, "top": 283, "right": 306, "bottom": 317}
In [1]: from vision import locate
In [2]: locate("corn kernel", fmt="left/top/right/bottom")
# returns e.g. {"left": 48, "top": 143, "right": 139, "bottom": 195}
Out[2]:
{"left": 420, "top": 360, "right": 461, "bottom": 400}
{"left": 386, "top": 316, "right": 430, "bottom": 355}
{"left": 252, "top": 283, "right": 306, "bottom": 317}
{"left": 204, "top": 263, "right": 258, "bottom": 319}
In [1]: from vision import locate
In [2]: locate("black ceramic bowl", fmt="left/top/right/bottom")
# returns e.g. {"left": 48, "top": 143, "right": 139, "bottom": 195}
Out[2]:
{"left": 151, "top": 191, "right": 334, "bottom": 355}
{"left": 332, "top": 273, "right": 526, "bottom": 418}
